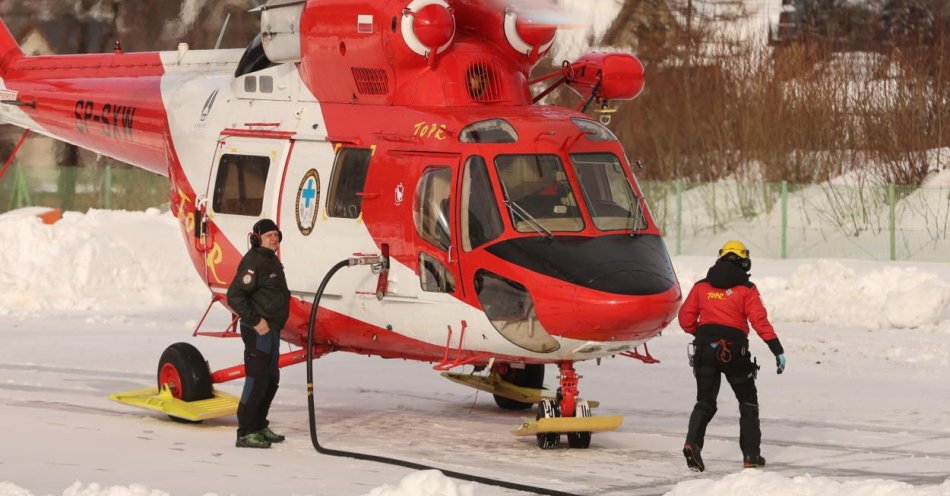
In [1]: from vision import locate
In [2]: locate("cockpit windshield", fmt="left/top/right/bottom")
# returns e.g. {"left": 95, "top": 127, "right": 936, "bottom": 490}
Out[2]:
{"left": 495, "top": 155, "right": 584, "bottom": 233}
{"left": 571, "top": 153, "right": 648, "bottom": 231}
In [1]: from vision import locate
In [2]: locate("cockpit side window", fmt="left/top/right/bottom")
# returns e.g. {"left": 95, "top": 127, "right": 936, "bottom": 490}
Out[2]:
{"left": 413, "top": 167, "right": 453, "bottom": 251}
{"left": 572, "top": 153, "right": 648, "bottom": 231}
{"left": 461, "top": 156, "right": 504, "bottom": 251}
{"left": 495, "top": 154, "right": 584, "bottom": 233}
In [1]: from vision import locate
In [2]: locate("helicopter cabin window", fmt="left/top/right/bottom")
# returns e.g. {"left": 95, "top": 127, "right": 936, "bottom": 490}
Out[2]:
{"left": 419, "top": 252, "right": 456, "bottom": 294}
{"left": 413, "top": 167, "right": 452, "bottom": 251}
{"left": 327, "top": 148, "right": 373, "bottom": 219}
{"left": 570, "top": 118, "right": 619, "bottom": 142}
{"left": 572, "top": 153, "right": 648, "bottom": 231}
{"left": 461, "top": 156, "right": 503, "bottom": 251}
{"left": 212, "top": 154, "right": 271, "bottom": 216}
{"left": 495, "top": 154, "right": 584, "bottom": 233}
{"left": 459, "top": 119, "right": 518, "bottom": 144}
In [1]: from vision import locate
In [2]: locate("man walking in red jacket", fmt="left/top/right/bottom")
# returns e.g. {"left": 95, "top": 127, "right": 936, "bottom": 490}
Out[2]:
{"left": 678, "top": 240, "right": 786, "bottom": 472}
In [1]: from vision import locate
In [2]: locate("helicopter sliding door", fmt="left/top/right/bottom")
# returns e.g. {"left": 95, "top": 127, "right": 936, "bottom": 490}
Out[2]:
{"left": 277, "top": 139, "right": 366, "bottom": 295}
{"left": 202, "top": 136, "right": 290, "bottom": 289}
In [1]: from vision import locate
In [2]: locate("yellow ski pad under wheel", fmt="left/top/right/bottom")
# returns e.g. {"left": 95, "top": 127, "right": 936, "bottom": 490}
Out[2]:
{"left": 512, "top": 416, "right": 624, "bottom": 436}
{"left": 441, "top": 371, "right": 599, "bottom": 408}
{"left": 109, "top": 386, "right": 239, "bottom": 422}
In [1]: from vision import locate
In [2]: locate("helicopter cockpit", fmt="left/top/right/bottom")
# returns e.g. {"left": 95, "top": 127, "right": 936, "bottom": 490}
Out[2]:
{"left": 407, "top": 115, "right": 672, "bottom": 352}
{"left": 452, "top": 117, "right": 649, "bottom": 243}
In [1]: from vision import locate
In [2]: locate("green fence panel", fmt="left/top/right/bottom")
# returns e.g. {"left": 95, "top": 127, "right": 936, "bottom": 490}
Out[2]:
{"left": 0, "top": 164, "right": 170, "bottom": 214}
{"left": 640, "top": 179, "right": 948, "bottom": 262}
{"left": 1, "top": 165, "right": 947, "bottom": 263}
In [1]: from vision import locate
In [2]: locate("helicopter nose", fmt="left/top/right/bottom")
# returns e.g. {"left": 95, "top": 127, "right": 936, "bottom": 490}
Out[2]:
{"left": 483, "top": 234, "right": 681, "bottom": 342}
{"left": 485, "top": 234, "right": 677, "bottom": 296}
{"left": 531, "top": 280, "right": 681, "bottom": 343}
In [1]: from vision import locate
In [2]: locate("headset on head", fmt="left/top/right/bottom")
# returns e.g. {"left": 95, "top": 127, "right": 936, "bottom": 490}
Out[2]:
{"left": 249, "top": 220, "right": 283, "bottom": 248}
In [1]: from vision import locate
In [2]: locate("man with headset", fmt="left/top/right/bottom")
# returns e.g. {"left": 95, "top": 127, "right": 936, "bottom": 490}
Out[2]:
{"left": 227, "top": 218, "right": 291, "bottom": 449}
{"left": 679, "top": 240, "right": 786, "bottom": 472}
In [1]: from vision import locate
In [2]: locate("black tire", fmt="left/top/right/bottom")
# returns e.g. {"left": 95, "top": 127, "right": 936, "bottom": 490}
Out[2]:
{"left": 536, "top": 398, "right": 560, "bottom": 450}
{"left": 157, "top": 342, "right": 214, "bottom": 423}
{"left": 567, "top": 400, "right": 592, "bottom": 449}
{"left": 493, "top": 363, "right": 544, "bottom": 410}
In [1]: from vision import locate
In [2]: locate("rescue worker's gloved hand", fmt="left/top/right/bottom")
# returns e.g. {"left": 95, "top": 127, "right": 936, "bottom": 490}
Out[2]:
{"left": 776, "top": 353, "right": 786, "bottom": 374}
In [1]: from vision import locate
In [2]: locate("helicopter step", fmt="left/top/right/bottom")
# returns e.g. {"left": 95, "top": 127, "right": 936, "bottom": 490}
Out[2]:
{"left": 440, "top": 371, "right": 600, "bottom": 408}
{"left": 512, "top": 415, "right": 623, "bottom": 436}
{"left": 109, "top": 385, "right": 239, "bottom": 422}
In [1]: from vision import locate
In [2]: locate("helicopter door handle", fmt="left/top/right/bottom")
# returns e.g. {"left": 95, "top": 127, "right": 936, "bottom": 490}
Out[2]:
{"left": 194, "top": 198, "right": 210, "bottom": 251}
{"left": 375, "top": 244, "right": 390, "bottom": 300}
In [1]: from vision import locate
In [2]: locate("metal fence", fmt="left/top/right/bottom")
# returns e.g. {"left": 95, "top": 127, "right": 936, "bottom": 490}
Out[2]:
{"left": 1, "top": 165, "right": 947, "bottom": 263}
{"left": 0, "top": 163, "right": 169, "bottom": 213}
{"left": 643, "top": 180, "right": 950, "bottom": 262}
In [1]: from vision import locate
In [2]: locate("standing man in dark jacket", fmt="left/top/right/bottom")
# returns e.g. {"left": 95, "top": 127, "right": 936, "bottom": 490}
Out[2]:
{"left": 227, "top": 218, "right": 291, "bottom": 449}
{"left": 678, "top": 240, "right": 786, "bottom": 472}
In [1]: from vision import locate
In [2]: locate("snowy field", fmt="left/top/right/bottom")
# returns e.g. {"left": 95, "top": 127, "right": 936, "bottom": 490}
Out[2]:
{"left": 1, "top": 209, "right": 949, "bottom": 496}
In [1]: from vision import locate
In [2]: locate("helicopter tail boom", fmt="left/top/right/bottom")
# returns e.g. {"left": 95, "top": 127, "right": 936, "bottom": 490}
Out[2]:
{"left": 0, "top": 19, "right": 21, "bottom": 68}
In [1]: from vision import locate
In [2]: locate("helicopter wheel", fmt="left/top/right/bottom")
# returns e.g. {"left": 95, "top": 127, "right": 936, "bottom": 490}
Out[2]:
{"left": 536, "top": 398, "right": 561, "bottom": 449}
{"left": 493, "top": 363, "right": 544, "bottom": 410}
{"left": 157, "top": 342, "right": 214, "bottom": 423}
{"left": 567, "top": 399, "right": 592, "bottom": 449}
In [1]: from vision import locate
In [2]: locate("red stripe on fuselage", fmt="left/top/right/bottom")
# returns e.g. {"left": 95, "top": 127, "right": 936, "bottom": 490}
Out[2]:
{"left": 1, "top": 50, "right": 452, "bottom": 363}
{"left": 3, "top": 52, "right": 169, "bottom": 174}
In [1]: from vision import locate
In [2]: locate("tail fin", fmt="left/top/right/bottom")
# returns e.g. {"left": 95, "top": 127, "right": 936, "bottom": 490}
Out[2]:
{"left": 0, "top": 18, "right": 22, "bottom": 74}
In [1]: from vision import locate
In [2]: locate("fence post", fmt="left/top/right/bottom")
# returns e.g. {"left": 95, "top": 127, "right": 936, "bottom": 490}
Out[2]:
{"left": 675, "top": 179, "right": 683, "bottom": 256}
{"left": 103, "top": 164, "right": 113, "bottom": 209}
{"left": 58, "top": 166, "right": 76, "bottom": 211}
{"left": 888, "top": 183, "right": 896, "bottom": 261}
{"left": 781, "top": 180, "right": 788, "bottom": 259}
{"left": 11, "top": 163, "right": 31, "bottom": 209}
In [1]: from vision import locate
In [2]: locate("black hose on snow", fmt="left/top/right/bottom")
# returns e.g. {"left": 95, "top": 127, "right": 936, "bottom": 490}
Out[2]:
{"left": 305, "top": 259, "right": 582, "bottom": 496}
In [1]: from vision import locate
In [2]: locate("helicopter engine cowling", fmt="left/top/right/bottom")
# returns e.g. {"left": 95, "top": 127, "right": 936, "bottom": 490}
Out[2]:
{"left": 567, "top": 52, "right": 645, "bottom": 101}
{"left": 400, "top": 0, "right": 456, "bottom": 59}
{"left": 451, "top": 0, "right": 557, "bottom": 69}
{"left": 503, "top": 7, "right": 556, "bottom": 62}
{"left": 297, "top": 0, "right": 533, "bottom": 107}
{"left": 260, "top": 0, "right": 305, "bottom": 63}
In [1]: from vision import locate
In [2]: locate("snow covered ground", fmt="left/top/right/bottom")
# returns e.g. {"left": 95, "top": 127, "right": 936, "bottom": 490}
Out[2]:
{"left": 1, "top": 209, "right": 949, "bottom": 496}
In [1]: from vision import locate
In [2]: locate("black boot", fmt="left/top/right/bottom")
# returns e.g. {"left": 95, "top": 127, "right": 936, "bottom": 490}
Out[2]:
{"left": 683, "top": 443, "right": 705, "bottom": 472}
{"left": 743, "top": 454, "right": 766, "bottom": 468}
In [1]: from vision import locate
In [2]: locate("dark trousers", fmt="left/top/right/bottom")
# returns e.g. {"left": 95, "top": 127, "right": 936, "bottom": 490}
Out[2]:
{"left": 686, "top": 342, "right": 761, "bottom": 456}
{"left": 237, "top": 321, "right": 280, "bottom": 438}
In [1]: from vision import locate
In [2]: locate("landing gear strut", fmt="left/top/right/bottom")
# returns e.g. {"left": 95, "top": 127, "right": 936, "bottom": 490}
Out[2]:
{"left": 533, "top": 361, "right": 594, "bottom": 450}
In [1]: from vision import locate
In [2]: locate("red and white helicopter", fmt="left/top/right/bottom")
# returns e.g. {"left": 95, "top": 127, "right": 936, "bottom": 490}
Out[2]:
{"left": 0, "top": 0, "right": 681, "bottom": 449}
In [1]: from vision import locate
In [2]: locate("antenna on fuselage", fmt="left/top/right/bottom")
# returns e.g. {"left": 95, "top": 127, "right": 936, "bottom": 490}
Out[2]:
{"left": 214, "top": 12, "right": 232, "bottom": 50}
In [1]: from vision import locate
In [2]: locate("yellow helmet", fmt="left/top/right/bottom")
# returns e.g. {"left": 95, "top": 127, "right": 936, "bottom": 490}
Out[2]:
{"left": 719, "top": 240, "right": 750, "bottom": 259}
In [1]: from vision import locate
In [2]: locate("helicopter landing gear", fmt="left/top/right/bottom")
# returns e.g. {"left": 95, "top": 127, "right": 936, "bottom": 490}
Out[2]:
{"left": 536, "top": 398, "right": 560, "bottom": 449}
{"left": 157, "top": 342, "right": 214, "bottom": 423}
{"left": 567, "top": 399, "right": 593, "bottom": 449}
{"left": 557, "top": 361, "right": 591, "bottom": 450}
{"left": 110, "top": 342, "right": 240, "bottom": 423}
{"left": 512, "top": 360, "right": 621, "bottom": 448}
